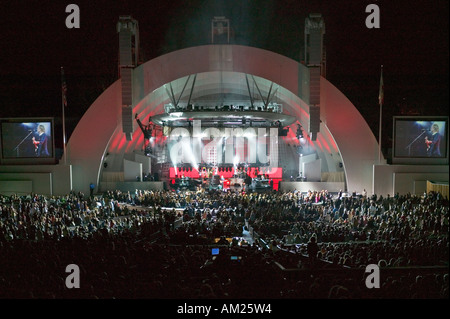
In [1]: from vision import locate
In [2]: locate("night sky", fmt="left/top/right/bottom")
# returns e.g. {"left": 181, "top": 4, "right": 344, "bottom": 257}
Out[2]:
{"left": 1, "top": 0, "right": 448, "bottom": 154}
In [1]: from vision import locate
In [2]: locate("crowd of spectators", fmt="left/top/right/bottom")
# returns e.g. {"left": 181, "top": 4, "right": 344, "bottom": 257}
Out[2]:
{"left": 248, "top": 190, "right": 448, "bottom": 268}
{"left": 0, "top": 188, "right": 448, "bottom": 299}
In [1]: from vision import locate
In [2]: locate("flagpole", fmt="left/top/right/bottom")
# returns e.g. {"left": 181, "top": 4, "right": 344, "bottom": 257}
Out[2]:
{"left": 378, "top": 65, "right": 383, "bottom": 164}
{"left": 61, "top": 67, "right": 67, "bottom": 165}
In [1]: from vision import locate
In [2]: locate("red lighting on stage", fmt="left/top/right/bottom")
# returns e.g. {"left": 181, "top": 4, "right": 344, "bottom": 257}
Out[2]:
{"left": 170, "top": 167, "right": 200, "bottom": 178}
{"left": 169, "top": 166, "right": 282, "bottom": 182}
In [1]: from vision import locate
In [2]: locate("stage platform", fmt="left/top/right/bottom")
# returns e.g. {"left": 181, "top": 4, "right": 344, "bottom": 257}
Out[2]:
{"left": 279, "top": 181, "right": 346, "bottom": 193}
{"left": 100, "top": 181, "right": 166, "bottom": 193}
{"left": 99, "top": 180, "right": 345, "bottom": 194}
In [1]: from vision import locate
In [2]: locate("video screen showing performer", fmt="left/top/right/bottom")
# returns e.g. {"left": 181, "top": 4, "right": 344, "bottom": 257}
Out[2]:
{"left": 1, "top": 121, "right": 53, "bottom": 158}
{"left": 394, "top": 119, "right": 446, "bottom": 158}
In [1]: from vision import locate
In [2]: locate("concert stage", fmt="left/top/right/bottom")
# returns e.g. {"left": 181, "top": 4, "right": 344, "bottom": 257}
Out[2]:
{"left": 3, "top": 15, "right": 446, "bottom": 199}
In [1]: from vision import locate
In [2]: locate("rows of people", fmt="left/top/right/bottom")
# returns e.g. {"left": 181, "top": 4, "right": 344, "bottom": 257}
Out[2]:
{"left": 0, "top": 188, "right": 448, "bottom": 298}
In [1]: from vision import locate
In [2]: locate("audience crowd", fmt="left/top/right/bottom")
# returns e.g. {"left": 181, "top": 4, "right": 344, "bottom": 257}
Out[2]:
{"left": 0, "top": 188, "right": 448, "bottom": 299}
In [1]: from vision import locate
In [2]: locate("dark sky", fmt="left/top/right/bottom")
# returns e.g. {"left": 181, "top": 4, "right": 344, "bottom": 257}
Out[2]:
{"left": 1, "top": 0, "right": 448, "bottom": 151}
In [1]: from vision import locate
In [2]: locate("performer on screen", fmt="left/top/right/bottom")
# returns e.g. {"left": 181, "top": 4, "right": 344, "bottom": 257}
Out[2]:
{"left": 32, "top": 124, "right": 49, "bottom": 157}
{"left": 425, "top": 123, "right": 441, "bottom": 157}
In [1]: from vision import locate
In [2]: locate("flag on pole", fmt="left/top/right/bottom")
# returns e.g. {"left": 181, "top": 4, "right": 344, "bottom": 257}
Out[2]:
{"left": 378, "top": 65, "right": 384, "bottom": 106}
{"left": 61, "top": 67, "right": 67, "bottom": 107}
{"left": 378, "top": 65, "right": 384, "bottom": 163}
{"left": 61, "top": 67, "right": 68, "bottom": 164}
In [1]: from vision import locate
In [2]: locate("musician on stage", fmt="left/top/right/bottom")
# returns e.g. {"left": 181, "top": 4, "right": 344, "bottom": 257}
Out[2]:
{"left": 32, "top": 125, "right": 49, "bottom": 157}
{"left": 425, "top": 123, "right": 441, "bottom": 157}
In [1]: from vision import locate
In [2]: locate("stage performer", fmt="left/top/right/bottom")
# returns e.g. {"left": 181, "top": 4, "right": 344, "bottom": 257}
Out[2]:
{"left": 135, "top": 113, "right": 153, "bottom": 155}
{"left": 32, "top": 125, "right": 49, "bottom": 157}
{"left": 425, "top": 123, "right": 441, "bottom": 157}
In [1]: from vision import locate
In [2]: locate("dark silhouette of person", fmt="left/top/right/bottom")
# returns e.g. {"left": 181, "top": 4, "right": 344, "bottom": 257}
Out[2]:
{"left": 217, "top": 236, "right": 229, "bottom": 245}
{"left": 89, "top": 183, "right": 95, "bottom": 197}
{"left": 135, "top": 114, "right": 153, "bottom": 155}
{"left": 307, "top": 235, "right": 319, "bottom": 268}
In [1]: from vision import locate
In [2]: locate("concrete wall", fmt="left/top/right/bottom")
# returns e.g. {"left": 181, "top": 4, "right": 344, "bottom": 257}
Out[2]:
{"left": 0, "top": 164, "right": 72, "bottom": 196}
{"left": 0, "top": 180, "right": 32, "bottom": 196}
{"left": 373, "top": 164, "right": 449, "bottom": 196}
{"left": 124, "top": 159, "right": 142, "bottom": 182}
{"left": 134, "top": 153, "right": 151, "bottom": 174}
{"left": 65, "top": 80, "right": 122, "bottom": 195}
{"left": 321, "top": 79, "right": 380, "bottom": 195}
{"left": 279, "top": 181, "right": 345, "bottom": 193}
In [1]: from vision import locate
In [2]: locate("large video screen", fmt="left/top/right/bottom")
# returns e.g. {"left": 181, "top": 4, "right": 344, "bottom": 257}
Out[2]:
{"left": 392, "top": 116, "right": 448, "bottom": 164}
{"left": 0, "top": 118, "right": 55, "bottom": 163}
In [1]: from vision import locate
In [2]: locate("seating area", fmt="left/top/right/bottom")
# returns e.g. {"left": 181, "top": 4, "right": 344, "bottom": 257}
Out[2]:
{"left": 0, "top": 189, "right": 448, "bottom": 299}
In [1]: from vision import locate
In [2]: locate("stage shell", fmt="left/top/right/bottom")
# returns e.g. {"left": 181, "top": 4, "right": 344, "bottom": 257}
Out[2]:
{"left": 65, "top": 44, "right": 381, "bottom": 195}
